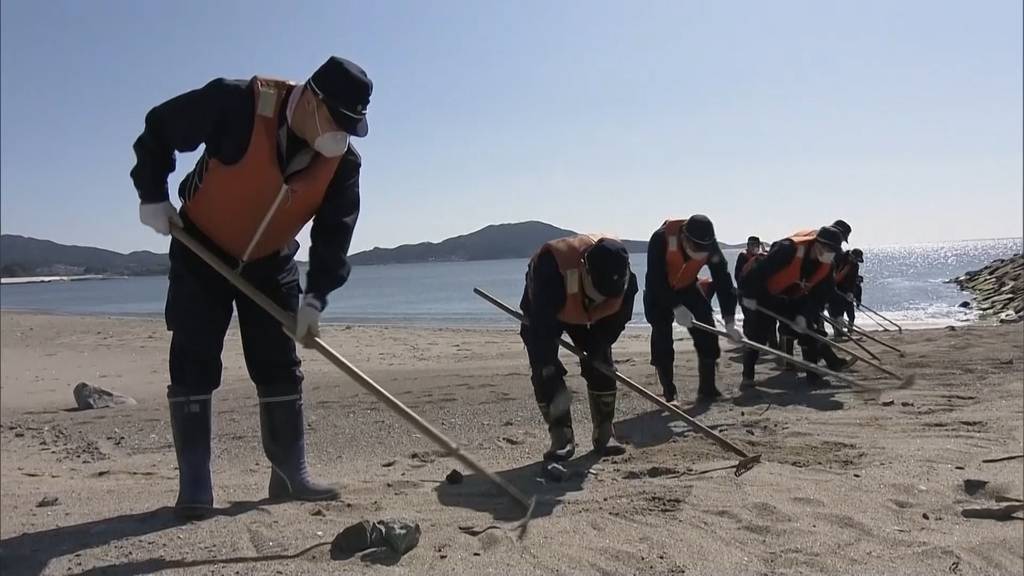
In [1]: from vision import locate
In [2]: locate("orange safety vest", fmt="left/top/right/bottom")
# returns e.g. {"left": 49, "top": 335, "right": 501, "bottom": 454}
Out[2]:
{"left": 661, "top": 219, "right": 707, "bottom": 290}
{"left": 765, "top": 232, "right": 832, "bottom": 297}
{"left": 184, "top": 77, "right": 341, "bottom": 261}
{"left": 531, "top": 234, "right": 625, "bottom": 325}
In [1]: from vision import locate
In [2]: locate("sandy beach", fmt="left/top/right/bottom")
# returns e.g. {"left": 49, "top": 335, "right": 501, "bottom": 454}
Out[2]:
{"left": 0, "top": 311, "right": 1021, "bottom": 575}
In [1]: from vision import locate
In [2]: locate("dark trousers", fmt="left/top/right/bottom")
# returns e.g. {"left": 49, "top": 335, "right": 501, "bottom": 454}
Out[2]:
{"left": 742, "top": 300, "right": 820, "bottom": 365}
{"left": 644, "top": 284, "right": 720, "bottom": 372}
{"left": 519, "top": 323, "right": 617, "bottom": 407}
{"left": 165, "top": 236, "right": 303, "bottom": 397}
{"left": 828, "top": 295, "right": 856, "bottom": 325}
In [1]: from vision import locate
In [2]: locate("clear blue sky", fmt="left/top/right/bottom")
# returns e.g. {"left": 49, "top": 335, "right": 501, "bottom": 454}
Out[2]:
{"left": 1, "top": 0, "right": 1021, "bottom": 256}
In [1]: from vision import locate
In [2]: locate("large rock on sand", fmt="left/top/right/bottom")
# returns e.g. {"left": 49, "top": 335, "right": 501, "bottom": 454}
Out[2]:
{"left": 73, "top": 382, "right": 136, "bottom": 410}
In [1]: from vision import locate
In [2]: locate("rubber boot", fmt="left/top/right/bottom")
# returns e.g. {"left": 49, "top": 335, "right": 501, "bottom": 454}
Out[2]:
{"left": 741, "top": 349, "right": 758, "bottom": 388}
{"left": 656, "top": 365, "right": 677, "bottom": 403}
{"left": 697, "top": 358, "right": 723, "bottom": 401}
{"left": 259, "top": 394, "right": 340, "bottom": 501}
{"left": 588, "top": 391, "right": 626, "bottom": 457}
{"left": 168, "top": 393, "right": 214, "bottom": 520}
{"left": 819, "top": 343, "right": 858, "bottom": 372}
{"left": 537, "top": 401, "right": 576, "bottom": 462}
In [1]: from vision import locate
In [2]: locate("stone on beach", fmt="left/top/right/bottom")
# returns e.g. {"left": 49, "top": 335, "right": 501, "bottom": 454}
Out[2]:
{"left": 73, "top": 382, "right": 136, "bottom": 410}
{"left": 950, "top": 254, "right": 1023, "bottom": 322}
{"left": 331, "top": 518, "right": 421, "bottom": 557}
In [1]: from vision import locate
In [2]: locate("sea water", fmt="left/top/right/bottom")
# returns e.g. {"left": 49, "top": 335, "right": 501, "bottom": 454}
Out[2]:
{"left": 2, "top": 238, "right": 1020, "bottom": 330}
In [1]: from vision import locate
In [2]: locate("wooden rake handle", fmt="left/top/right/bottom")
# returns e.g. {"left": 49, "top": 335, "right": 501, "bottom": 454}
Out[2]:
{"left": 169, "top": 226, "right": 536, "bottom": 530}
{"left": 473, "top": 287, "right": 761, "bottom": 477}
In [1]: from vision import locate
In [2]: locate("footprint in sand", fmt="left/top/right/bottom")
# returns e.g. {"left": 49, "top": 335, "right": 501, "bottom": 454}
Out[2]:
{"left": 744, "top": 501, "right": 797, "bottom": 523}
{"left": 621, "top": 465, "right": 679, "bottom": 479}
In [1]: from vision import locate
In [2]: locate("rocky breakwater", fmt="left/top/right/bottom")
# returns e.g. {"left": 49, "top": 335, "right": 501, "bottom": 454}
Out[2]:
{"left": 950, "top": 254, "right": 1024, "bottom": 323}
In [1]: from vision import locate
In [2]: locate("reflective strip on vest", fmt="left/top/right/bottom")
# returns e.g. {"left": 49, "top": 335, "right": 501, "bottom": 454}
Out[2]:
{"left": 661, "top": 219, "right": 707, "bottom": 290}
{"left": 183, "top": 76, "right": 341, "bottom": 260}
{"left": 530, "top": 234, "right": 625, "bottom": 325}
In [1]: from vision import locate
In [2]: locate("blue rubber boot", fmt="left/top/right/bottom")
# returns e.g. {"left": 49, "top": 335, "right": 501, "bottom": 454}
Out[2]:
{"left": 259, "top": 395, "right": 339, "bottom": 501}
{"left": 168, "top": 393, "right": 214, "bottom": 519}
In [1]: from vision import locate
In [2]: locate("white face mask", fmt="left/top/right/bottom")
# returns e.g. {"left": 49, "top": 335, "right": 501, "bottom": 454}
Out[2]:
{"left": 682, "top": 237, "right": 709, "bottom": 261}
{"left": 312, "top": 105, "right": 350, "bottom": 157}
{"left": 818, "top": 249, "right": 836, "bottom": 264}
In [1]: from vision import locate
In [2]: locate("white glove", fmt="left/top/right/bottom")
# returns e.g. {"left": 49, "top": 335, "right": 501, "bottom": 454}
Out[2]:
{"left": 673, "top": 305, "right": 694, "bottom": 327}
{"left": 295, "top": 294, "right": 323, "bottom": 345}
{"left": 139, "top": 201, "right": 183, "bottom": 236}
{"left": 724, "top": 318, "right": 743, "bottom": 342}
{"left": 741, "top": 297, "right": 758, "bottom": 310}
{"left": 793, "top": 315, "right": 809, "bottom": 334}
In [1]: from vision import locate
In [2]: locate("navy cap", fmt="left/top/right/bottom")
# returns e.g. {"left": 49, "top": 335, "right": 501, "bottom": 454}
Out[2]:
{"left": 815, "top": 226, "right": 843, "bottom": 251}
{"left": 585, "top": 238, "right": 630, "bottom": 297}
{"left": 831, "top": 219, "right": 852, "bottom": 242}
{"left": 308, "top": 57, "right": 372, "bottom": 137}
{"left": 683, "top": 214, "right": 717, "bottom": 248}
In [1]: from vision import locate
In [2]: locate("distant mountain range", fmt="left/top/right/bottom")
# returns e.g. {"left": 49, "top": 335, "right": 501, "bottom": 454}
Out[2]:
{"left": 349, "top": 221, "right": 647, "bottom": 265}
{"left": 0, "top": 235, "right": 168, "bottom": 278}
{"left": 0, "top": 223, "right": 744, "bottom": 277}
{"left": 348, "top": 221, "right": 744, "bottom": 265}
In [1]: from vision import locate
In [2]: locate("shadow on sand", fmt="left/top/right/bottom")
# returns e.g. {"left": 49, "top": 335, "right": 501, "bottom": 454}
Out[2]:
{"left": 0, "top": 500, "right": 308, "bottom": 576}
{"left": 731, "top": 371, "right": 847, "bottom": 412}
{"left": 435, "top": 449, "right": 606, "bottom": 523}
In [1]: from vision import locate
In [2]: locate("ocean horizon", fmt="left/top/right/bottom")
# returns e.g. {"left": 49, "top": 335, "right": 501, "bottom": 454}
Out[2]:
{"left": 1, "top": 237, "right": 1020, "bottom": 331}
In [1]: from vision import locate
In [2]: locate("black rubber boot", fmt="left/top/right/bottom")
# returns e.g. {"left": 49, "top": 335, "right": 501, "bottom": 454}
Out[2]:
{"left": 697, "top": 359, "right": 723, "bottom": 402}
{"left": 538, "top": 401, "right": 576, "bottom": 462}
{"left": 168, "top": 393, "right": 214, "bottom": 520}
{"left": 656, "top": 365, "right": 677, "bottom": 403}
{"left": 820, "top": 344, "right": 858, "bottom": 372}
{"left": 259, "top": 395, "right": 340, "bottom": 501}
{"left": 588, "top": 391, "right": 626, "bottom": 457}
{"left": 741, "top": 349, "right": 758, "bottom": 387}
{"left": 820, "top": 341, "right": 841, "bottom": 367}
